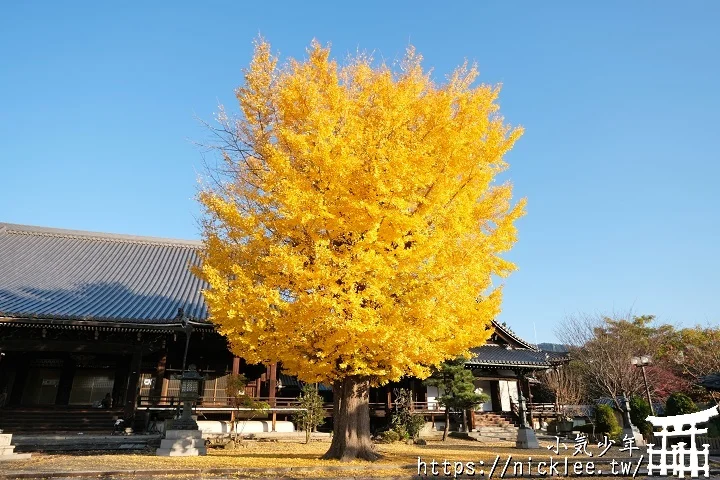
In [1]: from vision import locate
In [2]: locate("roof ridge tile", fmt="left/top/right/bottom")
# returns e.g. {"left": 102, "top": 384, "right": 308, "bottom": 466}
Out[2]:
{"left": 0, "top": 222, "right": 202, "bottom": 248}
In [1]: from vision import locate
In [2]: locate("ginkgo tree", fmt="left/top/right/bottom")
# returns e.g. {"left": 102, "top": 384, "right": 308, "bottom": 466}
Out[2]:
{"left": 196, "top": 38, "right": 525, "bottom": 461}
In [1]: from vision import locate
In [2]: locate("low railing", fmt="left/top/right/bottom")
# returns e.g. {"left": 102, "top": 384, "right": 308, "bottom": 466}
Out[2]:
{"left": 413, "top": 401, "right": 443, "bottom": 411}
{"left": 527, "top": 402, "right": 562, "bottom": 414}
{"left": 137, "top": 395, "right": 307, "bottom": 410}
{"left": 138, "top": 396, "right": 535, "bottom": 415}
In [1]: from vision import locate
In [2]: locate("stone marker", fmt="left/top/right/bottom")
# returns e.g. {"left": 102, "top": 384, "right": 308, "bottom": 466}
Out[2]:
{"left": 0, "top": 433, "right": 32, "bottom": 461}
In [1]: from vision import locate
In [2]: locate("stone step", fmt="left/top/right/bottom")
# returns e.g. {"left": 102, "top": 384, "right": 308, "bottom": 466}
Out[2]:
{"left": 11, "top": 434, "right": 160, "bottom": 453}
{"left": 476, "top": 426, "right": 516, "bottom": 432}
{"left": 473, "top": 434, "right": 517, "bottom": 442}
{"left": 0, "top": 409, "right": 123, "bottom": 433}
{"left": 0, "top": 453, "right": 32, "bottom": 462}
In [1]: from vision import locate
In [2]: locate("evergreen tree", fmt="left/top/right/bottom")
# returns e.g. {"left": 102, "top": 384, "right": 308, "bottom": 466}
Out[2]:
{"left": 425, "top": 357, "right": 488, "bottom": 440}
{"left": 629, "top": 395, "right": 653, "bottom": 437}
{"left": 665, "top": 392, "right": 698, "bottom": 416}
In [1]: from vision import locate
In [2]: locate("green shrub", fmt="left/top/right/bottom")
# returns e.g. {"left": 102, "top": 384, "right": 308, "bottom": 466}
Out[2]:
{"left": 629, "top": 395, "right": 653, "bottom": 437}
{"left": 390, "top": 389, "right": 426, "bottom": 440}
{"left": 594, "top": 404, "right": 621, "bottom": 437}
{"left": 378, "top": 429, "right": 400, "bottom": 443}
{"left": 665, "top": 393, "right": 698, "bottom": 417}
{"left": 393, "top": 425, "right": 408, "bottom": 440}
{"left": 406, "top": 415, "right": 426, "bottom": 439}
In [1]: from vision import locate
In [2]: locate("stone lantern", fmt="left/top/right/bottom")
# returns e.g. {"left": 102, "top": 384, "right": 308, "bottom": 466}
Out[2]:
{"left": 156, "top": 364, "right": 207, "bottom": 456}
{"left": 171, "top": 365, "right": 203, "bottom": 431}
{"left": 515, "top": 374, "right": 540, "bottom": 449}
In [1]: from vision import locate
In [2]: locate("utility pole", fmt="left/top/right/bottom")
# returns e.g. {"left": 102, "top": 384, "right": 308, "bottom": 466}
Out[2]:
{"left": 631, "top": 355, "right": 655, "bottom": 416}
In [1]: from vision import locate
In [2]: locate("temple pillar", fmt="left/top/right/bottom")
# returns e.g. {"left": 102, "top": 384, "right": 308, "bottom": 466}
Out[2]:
{"left": 490, "top": 380, "right": 502, "bottom": 412}
{"left": 124, "top": 349, "right": 142, "bottom": 424}
{"left": 8, "top": 354, "right": 29, "bottom": 406}
{"left": 526, "top": 378, "right": 534, "bottom": 428}
{"left": 269, "top": 363, "right": 277, "bottom": 402}
{"left": 54, "top": 355, "right": 75, "bottom": 406}
{"left": 150, "top": 352, "right": 167, "bottom": 405}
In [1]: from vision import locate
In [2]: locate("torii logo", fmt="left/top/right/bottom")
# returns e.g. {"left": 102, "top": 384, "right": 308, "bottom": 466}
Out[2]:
{"left": 645, "top": 405, "right": 718, "bottom": 478}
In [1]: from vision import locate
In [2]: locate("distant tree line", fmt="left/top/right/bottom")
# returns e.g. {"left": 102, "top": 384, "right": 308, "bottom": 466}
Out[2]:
{"left": 534, "top": 312, "right": 719, "bottom": 434}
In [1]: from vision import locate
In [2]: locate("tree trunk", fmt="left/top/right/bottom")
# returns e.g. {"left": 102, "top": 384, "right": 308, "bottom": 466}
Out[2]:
{"left": 442, "top": 409, "right": 450, "bottom": 441}
{"left": 323, "top": 376, "right": 379, "bottom": 461}
{"left": 305, "top": 425, "right": 311, "bottom": 444}
{"left": 462, "top": 409, "right": 467, "bottom": 432}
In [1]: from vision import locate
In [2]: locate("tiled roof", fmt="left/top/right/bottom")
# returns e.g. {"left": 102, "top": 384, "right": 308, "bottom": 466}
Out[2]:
{"left": 0, "top": 223, "right": 208, "bottom": 325}
{"left": 466, "top": 344, "right": 552, "bottom": 368}
{"left": 544, "top": 350, "right": 571, "bottom": 364}
{"left": 491, "top": 320, "right": 538, "bottom": 350}
{"left": 0, "top": 222, "right": 551, "bottom": 363}
{"left": 699, "top": 373, "right": 720, "bottom": 391}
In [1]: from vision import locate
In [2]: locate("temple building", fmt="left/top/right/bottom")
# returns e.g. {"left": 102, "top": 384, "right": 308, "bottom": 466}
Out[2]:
{"left": 0, "top": 223, "right": 555, "bottom": 434}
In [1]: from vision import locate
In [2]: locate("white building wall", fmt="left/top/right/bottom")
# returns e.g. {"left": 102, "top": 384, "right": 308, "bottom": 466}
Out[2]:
{"left": 472, "top": 380, "right": 493, "bottom": 412}
{"left": 426, "top": 385, "right": 441, "bottom": 410}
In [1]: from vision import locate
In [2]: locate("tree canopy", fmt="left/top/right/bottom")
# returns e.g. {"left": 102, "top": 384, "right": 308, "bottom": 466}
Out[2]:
{"left": 197, "top": 39, "right": 525, "bottom": 386}
{"left": 196, "top": 38, "right": 525, "bottom": 460}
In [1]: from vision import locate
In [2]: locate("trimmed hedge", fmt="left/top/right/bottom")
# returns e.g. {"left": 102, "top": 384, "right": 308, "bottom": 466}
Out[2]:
{"left": 630, "top": 395, "right": 653, "bottom": 437}
{"left": 594, "top": 404, "right": 621, "bottom": 437}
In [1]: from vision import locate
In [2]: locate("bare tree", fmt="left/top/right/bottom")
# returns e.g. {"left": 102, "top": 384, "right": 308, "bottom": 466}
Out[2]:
{"left": 555, "top": 311, "right": 660, "bottom": 413}
{"left": 536, "top": 359, "right": 587, "bottom": 410}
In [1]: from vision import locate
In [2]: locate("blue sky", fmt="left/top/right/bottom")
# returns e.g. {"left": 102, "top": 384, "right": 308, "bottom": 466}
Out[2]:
{"left": 1, "top": 2, "right": 718, "bottom": 343}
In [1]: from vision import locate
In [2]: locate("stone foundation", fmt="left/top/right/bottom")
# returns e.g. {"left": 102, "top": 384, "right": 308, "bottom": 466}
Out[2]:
{"left": 515, "top": 426, "right": 540, "bottom": 449}
{"left": 156, "top": 429, "right": 207, "bottom": 456}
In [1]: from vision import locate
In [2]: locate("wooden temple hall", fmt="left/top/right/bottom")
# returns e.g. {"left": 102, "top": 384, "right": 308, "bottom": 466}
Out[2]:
{"left": 0, "top": 223, "right": 558, "bottom": 434}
